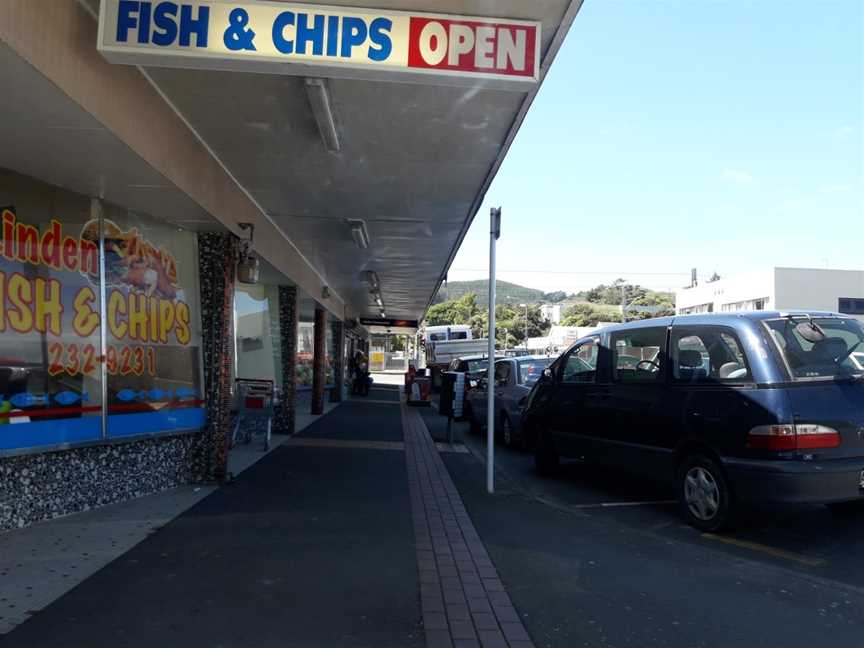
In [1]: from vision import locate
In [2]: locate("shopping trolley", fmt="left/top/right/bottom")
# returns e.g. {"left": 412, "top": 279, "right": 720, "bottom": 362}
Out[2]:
{"left": 232, "top": 378, "right": 275, "bottom": 451}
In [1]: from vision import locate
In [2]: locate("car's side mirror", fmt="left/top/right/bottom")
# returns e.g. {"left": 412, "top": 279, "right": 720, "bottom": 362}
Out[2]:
{"left": 541, "top": 368, "right": 554, "bottom": 382}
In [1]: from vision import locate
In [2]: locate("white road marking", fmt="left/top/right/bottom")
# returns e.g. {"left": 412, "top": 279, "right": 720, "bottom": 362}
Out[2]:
{"left": 599, "top": 500, "right": 677, "bottom": 508}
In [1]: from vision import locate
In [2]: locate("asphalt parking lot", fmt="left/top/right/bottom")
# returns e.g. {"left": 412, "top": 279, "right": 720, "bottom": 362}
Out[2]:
{"left": 430, "top": 411, "right": 864, "bottom": 647}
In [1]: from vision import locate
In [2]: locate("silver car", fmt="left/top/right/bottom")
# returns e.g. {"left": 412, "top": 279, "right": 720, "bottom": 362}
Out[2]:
{"left": 465, "top": 355, "right": 554, "bottom": 448}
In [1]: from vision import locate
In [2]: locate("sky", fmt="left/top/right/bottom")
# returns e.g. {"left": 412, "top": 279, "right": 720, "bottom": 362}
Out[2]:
{"left": 449, "top": 0, "right": 863, "bottom": 295}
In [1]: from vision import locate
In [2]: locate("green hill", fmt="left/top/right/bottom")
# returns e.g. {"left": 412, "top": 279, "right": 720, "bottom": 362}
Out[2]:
{"left": 435, "top": 280, "right": 546, "bottom": 305}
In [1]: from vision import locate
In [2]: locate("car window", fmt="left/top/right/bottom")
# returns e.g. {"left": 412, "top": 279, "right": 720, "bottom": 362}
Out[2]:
{"left": 494, "top": 361, "right": 512, "bottom": 386}
{"left": 450, "top": 331, "right": 468, "bottom": 340}
{"left": 671, "top": 328, "right": 751, "bottom": 383}
{"left": 561, "top": 339, "right": 598, "bottom": 383}
{"left": 673, "top": 334, "right": 709, "bottom": 382}
{"left": 612, "top": 328, "right": 665, "bottom": 383}
{"left": 765, "top": 317, "right": 864, "bottom": 381}
{"left": 718, "top": 332, "right": 750, "bottom": 377}
{"left": 518, "top": 358, "right": 553, "bottom": 385}
{"left": 466, "top": 359, "right": 488, "bottom": 374}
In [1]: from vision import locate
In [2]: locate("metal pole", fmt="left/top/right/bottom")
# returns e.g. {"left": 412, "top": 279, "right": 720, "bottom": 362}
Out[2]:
{"left": 486, "top": 207, "right": 500, "bottom": 494}
{"left": 92, "top": 198, "right": 108, "bottom": 441}
{"left": 524, "top": 304, "right": 529, "bottom": 350}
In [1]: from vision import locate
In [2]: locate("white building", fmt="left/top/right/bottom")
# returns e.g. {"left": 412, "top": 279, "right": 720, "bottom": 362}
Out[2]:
{"left": 539, "top": 303, "right": 565, "bottom": 325}
{"left": 527, "top": 323, "right": 619, "bottom": 355}
{"left": 676, "top": 267, "right": 864, "bottom": 319}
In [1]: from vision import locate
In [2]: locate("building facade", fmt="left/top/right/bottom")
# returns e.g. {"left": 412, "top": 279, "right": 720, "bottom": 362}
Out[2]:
{"left": 0, "top": 0, "right": 578, "bottom": 531}
{"left": 676, "top": 267, "right": 864, "bottom": 319}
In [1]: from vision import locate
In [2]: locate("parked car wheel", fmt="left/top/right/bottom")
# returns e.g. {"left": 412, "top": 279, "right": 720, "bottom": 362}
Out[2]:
{"left": 677, "top": 453, "right": 734, "bottom": 532}
{"left": 534, "top": 428, "right": 559, "bottom": 477}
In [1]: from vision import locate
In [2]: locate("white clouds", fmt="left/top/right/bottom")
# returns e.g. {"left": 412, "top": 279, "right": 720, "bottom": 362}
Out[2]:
{"left": 720, "top": 168, "right": 754, "bottom": 184}
{"left": 832, "top": 125, "right": 855, "bottom": 140}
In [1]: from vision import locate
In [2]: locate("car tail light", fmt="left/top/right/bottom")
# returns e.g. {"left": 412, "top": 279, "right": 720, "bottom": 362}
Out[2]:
{"left": 748, "top": 424, "right": 841, "bottom": 451}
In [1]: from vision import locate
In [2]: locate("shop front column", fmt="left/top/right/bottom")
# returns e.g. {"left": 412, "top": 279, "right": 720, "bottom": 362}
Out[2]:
{"left": 276, "top": 286, "right": 298, "bottom": 435}
{"left": 330, "top": 320, "right": 344, "bottom": 402}
{"left": 196, "top": 232, "right": 238, "bottom": 484}
{"left": 311, "top": 307, "right": 326, "bottom": 415}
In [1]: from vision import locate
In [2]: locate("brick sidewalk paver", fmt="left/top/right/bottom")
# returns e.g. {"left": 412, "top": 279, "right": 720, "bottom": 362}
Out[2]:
{"left": 402, "top": 404, "right": 535, "bottom": 648}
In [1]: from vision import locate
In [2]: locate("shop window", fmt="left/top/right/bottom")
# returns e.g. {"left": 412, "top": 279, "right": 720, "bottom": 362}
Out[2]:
{"left": 0, "top": 172, "right": 205, "bottom": 454}
{"left": 101, "top": 207, "right": 204, "bottom": 440}
{"left": 297, "top": 320, "right": 314, "bottom": 387}
{"left": 0, "top": 193, "right": 104, "bottom": 452}
{"left": 234, "top": 284, "right": 281, "bottom": 387}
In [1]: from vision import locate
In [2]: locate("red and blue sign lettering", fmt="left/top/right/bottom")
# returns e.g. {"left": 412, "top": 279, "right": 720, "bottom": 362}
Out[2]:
{"left": 101, "top": 1, "right": 540, "bottom": 84}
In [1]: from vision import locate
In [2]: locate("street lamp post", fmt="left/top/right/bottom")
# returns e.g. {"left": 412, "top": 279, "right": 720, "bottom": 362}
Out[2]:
{"left": 487, "top": 208, "right": 501, "bottom": 494}
{"left": 519, "top": 303, "right": 528, "bottom": 351}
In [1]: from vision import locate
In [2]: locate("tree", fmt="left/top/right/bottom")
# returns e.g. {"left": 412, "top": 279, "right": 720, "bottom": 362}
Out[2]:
{"left": 493, "top": 303, "right": 549, "bottom": 346}
{"left": 425, "top": 292, "right": 481, "bottom": 327}
{"left": 422, "top": 296, "right": 550, "bottom": 347}
{"left": 543, "top": 290, "right": 568, "bottom": 303}
{"left": 583, "top": 279, "right": 647, "bottom": 306}
{"left": 560, "top": 303, "right": 622, "bottom": 327}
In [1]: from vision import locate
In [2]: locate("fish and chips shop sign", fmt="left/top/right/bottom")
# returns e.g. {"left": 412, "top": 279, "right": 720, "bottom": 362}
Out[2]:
{"left": 97, "top": 0, "right": 541, "bottom": 87}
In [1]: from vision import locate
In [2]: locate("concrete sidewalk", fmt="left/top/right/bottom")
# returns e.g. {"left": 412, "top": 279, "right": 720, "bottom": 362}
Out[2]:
{"left": 1, "top": 386, "right": 535, "bottom": 648}
{"left": 0, "top": 400, "right": 340, "bottom": 636}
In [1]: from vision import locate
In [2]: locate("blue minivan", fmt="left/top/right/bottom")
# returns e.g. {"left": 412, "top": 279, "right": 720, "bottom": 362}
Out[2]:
{"left": 523, "top": 312, "right": 864, "bottom": 531}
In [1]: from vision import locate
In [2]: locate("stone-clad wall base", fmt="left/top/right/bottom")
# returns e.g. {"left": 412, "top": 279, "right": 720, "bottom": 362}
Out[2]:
{"left": 0, "top": 434, "right": 200, "bottom": 532}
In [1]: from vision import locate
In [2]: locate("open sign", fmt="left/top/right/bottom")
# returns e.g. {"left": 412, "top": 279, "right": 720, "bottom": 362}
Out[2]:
{"left": 408, "top": 18, "right": 538, "bottom": 79}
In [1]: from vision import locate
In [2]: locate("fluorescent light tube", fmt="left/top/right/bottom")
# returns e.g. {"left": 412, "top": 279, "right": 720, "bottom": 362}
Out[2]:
{"left": 305, "top": 78, "right": 341, "bottom": 153}
{"left": 349, "top": 219, "right": 370, "bottom": 249}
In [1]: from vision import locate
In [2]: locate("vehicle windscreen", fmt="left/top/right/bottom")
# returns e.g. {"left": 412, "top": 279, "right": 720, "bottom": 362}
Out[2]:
{"left": 764, "top": 317, "right": 864, "bottom": 381}
{"left": 466, "top": 359, "right": 488, "bottom": 374}
{"left": 519, "top": 358, "right": 553, "bottom": 385}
